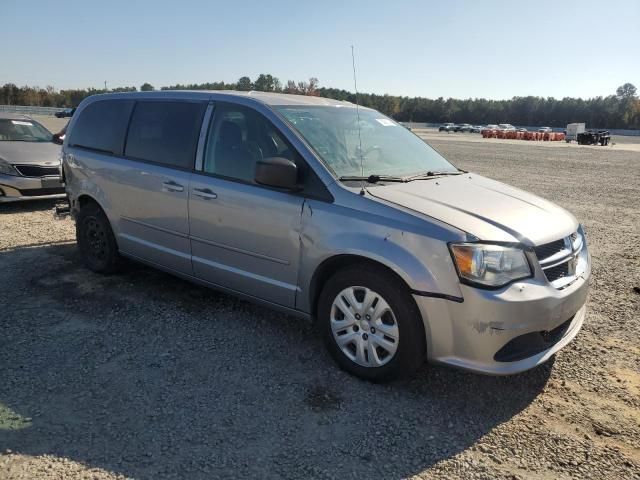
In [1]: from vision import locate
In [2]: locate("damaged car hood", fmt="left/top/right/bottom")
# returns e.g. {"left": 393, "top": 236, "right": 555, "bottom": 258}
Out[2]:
{"left": 368, "top": 173, "right": 578, "bottom": 245}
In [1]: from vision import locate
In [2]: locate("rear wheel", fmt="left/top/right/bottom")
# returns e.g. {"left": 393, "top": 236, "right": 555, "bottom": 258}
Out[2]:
{"left": 76, "top": 202, "right": 121, "bottom": 273}
{"left": 318, "top": 264, "right": 426, "bottom": 382}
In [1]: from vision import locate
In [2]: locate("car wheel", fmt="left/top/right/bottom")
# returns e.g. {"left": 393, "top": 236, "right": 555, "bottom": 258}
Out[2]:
{"left": 318, "top": 264, "right": 426, "bottom": 382}
{"left": 76, "top": 202, "right": 121, "bottom": 274}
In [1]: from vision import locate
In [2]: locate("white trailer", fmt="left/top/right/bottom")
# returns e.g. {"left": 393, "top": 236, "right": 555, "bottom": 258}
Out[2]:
{"left": 566, "top": 123, "right": 585, "bottom": 142}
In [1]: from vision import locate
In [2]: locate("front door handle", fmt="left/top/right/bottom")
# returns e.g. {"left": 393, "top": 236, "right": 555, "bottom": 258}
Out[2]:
{"left": 193, "top": 188, "right": 218, "bottom": 200}
{"left": 162, "top": 181, "right": 184, "bottom": 192}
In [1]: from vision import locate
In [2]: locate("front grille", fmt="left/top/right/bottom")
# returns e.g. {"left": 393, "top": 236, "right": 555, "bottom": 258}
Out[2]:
{"left": 14, "top": 164, "right": 59, "bottom": 177}
{"left": 543, "top": 262, "right": 570, "bottom": 282}
{"left": 533, "top": 239, "right": 565, "bottom": 260}
{"left": 533, "top": 232, "right": 583, "bottom": 287}
{"left": 20, "top": 187, "right": 65, "bottom": 196}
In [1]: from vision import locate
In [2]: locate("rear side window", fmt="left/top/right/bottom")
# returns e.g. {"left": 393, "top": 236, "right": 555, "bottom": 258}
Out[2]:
{"left": 68, "top": 100, "right": 133, "bottom": 154}
{"left": 124, "top": 101, "right": 207, "bottom": 169}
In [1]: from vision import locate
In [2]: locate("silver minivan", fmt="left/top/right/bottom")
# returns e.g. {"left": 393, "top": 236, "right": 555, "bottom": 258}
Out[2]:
{"left": 62, "top": 91, "right": 590, "bottom": 381}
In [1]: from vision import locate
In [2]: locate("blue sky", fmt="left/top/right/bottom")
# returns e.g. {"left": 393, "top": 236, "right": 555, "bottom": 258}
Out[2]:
{"left": 2, "top": 0, "right": 638, "bottom": 99}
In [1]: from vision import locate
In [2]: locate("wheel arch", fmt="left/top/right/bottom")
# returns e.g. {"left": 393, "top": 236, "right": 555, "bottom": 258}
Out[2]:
{"left": 309, "top": 254, "right": 419, "bottom": 321}
{"left": 72, "top": 192, "right": 105, "bottom": 217}
{"left": 71, "top": 191, "right": 112, "bottom": 219}
{"left": 77, "top": 193, "right": 100, "bottom": 209}
{"left": 73, "top": 193, "right": 121, "bottom": 248}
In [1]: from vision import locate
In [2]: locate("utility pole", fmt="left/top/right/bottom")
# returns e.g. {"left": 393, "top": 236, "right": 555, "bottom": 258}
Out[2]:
{"left": 104, "top": 81, "right": 107, "bottom": 91}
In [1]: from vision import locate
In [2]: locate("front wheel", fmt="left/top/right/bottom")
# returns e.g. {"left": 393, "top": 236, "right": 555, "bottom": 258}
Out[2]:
{"left": 318, "top": 264, "right": 426, "bottom": 382}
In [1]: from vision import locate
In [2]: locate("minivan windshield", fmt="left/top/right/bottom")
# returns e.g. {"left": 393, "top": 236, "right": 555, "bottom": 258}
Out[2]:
{"left": 276, "top": 106, "right": 458, "bottom": 178}
{"left": 0, "top": 119, "right": 53, "bottom": 142}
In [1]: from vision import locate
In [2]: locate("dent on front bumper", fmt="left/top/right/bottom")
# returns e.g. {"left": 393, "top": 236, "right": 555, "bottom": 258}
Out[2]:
{"left": 0, "top": 173, "right": 65, "bottom": 203}
{"left": 414, "top": 263, "right": 590, "bottom": 375}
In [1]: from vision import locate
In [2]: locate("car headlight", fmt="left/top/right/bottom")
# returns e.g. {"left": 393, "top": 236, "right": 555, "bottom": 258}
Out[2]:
{"left": 449, "top": 243, "right": 532, "bottom": 288}
{"left": 0, "top": 157, "right": 19, "bottom": 176}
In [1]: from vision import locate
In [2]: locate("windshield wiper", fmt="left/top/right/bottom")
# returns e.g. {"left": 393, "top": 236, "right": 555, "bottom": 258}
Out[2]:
{"left": 338, "top": 174, "right": 407, "bottom": 184}
{"left": 405, "top": 170, "right": 465, "bottom": 181}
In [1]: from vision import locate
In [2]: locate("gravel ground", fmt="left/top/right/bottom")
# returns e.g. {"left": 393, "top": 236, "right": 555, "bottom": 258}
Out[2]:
{"left": 1, "top": 135, "right": 639, "bottom": 479}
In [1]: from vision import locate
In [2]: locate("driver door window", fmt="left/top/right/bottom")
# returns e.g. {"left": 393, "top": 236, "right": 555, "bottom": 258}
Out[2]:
{"left": 203, "top": 105, "right": 296, "bottom": 183}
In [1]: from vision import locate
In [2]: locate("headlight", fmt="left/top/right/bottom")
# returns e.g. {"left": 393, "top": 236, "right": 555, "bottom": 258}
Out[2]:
{"left": 449, "top": 243, "right": 532, "bottom": 288}
{"left": 0, "top": 158, "right": 19, "bottom": 176}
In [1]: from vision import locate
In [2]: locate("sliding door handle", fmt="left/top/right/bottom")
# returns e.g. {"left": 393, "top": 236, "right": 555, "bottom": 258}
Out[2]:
{"left": 162, "top": 181, "right": 184, "bottom": 192}
{"left": 193, "top": 188, "right": 218, "bottom": 200}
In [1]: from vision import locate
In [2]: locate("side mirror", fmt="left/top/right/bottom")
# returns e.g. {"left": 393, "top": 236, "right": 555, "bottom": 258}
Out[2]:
{"left": 255, "top": 157, "right": 298, "bottom": 190}
{"left": 52, "top": 134, "right": 64, "bottom": 145}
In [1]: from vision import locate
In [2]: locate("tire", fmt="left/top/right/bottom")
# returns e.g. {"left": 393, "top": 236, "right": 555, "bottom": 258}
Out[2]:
{"left": 317, "top": 264, "right": 426, "bottom": 382}
{"left": 76, "top": 201, "right": 121, "bottom": 274}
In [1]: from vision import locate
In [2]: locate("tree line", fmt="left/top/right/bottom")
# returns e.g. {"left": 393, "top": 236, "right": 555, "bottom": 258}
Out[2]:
{"left": 1, "top": 77, "right": 638, "bottom": 129}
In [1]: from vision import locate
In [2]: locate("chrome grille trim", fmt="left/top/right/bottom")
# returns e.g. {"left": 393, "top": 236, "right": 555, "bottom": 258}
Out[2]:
{"left": 534, "top": 231, "right": 584, "bottom": 288}
{"left": 14, "top": 164, "right": 60, "bottom": 177}
{"left": 533, "top": 239, "right": 565, "bottom": 260}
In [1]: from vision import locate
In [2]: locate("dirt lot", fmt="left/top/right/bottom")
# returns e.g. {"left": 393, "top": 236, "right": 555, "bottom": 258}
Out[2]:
{"left": 1, "top": 132, "right": 639, "bottom": 479}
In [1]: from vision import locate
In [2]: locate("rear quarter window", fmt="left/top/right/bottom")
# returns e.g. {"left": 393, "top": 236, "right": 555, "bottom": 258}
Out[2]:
{"left": 124, "top": 101, "right": 207, "bottom": 169}
{"left": 68, "top": 100, "right": 134, "bottom": 154}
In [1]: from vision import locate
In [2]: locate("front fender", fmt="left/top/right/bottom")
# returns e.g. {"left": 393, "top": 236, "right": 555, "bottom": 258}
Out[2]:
{"left": 296, "top": 200, "right": 464, "bottom": 313}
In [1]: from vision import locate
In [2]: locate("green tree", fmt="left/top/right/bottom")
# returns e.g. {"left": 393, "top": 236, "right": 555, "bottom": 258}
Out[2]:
{"left": 616, "top": 83, "right": 637, "bottom": 99}
{"left": 140, "top": 83, "right": 154, "bottom": 91}
{"left": 3, "top": 79, "right": 640, "bottom": 129}
{"left": 237, "top": 76, "right": 252, "bottom": 91}
{"left": 284, "top": 80, "right": 298, "bottom": 94}
{"left": 253, "top": 74, "right": 280, "bottom": 92}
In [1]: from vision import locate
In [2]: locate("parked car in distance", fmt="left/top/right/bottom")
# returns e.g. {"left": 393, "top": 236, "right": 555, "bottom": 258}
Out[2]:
{"left": 471, "top": 125, "right": 484, "bottom": 133}
{"left": 438, "top": 122, "right": 455, "bottom": 132}
{"left": 0, "top": 113, "right": 65, "bottom": 202}
{"left": 498, "top": 123, "right": 516, "bottom": 131}
{"left": 454, "top": 123, "right": 473, "bottom": 132}
{"left": 55, "top": 107, "right": 76, "bottom": 118}
{"left": 517, "top": 127, "right": 528, "bottom": 132}
{"left": 538, "top": 127, "right": 553, "bottom": 133}
{"left": 480, "top": 124, "right": 500, "bottom": 135}
{"left": 62, "top": 91, "right": 591, "bottom": 382}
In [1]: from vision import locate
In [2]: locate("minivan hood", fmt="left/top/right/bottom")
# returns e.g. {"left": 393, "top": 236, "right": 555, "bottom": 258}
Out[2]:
{"left": 368, "top": 174, "right": 577, "bottom": 245}
{"left": 0, "top": 141, "right": 61, "bottom": 165}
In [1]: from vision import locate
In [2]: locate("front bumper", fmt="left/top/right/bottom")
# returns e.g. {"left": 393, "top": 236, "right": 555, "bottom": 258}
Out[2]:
{"left": 415, "top": 261, "right": 590, "bottom": 375}
{"left": 0, "top": 172, "right": 65, "bottom": 203}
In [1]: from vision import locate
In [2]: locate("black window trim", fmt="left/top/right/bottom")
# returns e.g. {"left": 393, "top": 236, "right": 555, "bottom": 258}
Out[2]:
{"left": 68, "top": 144, "right": 117, "bottom": 156}
{"left": 196, "top": 101, "right": 334, "bottom": 203}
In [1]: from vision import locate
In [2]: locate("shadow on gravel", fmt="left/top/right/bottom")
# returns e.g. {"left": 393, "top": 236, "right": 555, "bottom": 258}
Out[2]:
{"left": 0, "top": 198, "right": 61, "bottom": 214}
{"left": 0, "top": 242, "right": 552, "bottom": 479}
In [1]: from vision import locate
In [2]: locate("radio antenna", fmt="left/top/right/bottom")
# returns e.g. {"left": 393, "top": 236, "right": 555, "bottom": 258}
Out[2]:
{"left": 351, "top": 45, "right": 365, "bottom": 195}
